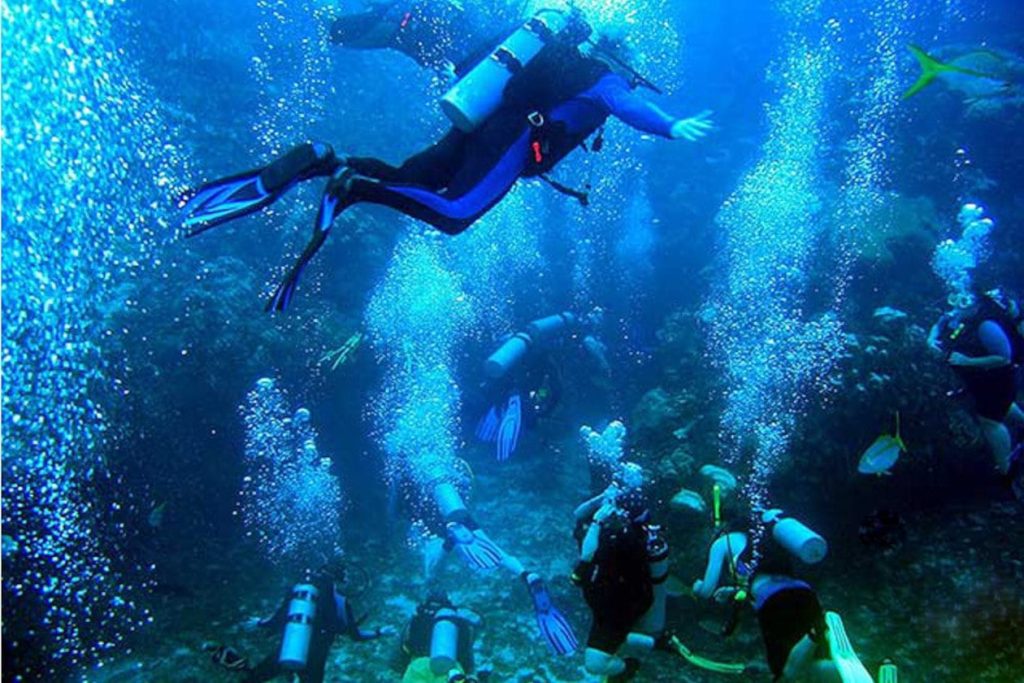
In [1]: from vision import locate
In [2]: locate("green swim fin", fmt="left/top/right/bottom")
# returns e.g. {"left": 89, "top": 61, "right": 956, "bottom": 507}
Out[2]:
{"left": 824, "top": 612, "right": 873, "bottom": 683}
{"left": 878, "top": 659, "right": 899, "bottom": 683}
{"left": 903, "top": 45, "right": 994, "bottom": 99}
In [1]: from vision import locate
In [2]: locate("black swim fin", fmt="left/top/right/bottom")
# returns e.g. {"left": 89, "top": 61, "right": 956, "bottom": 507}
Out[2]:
{"left": 264, "top": 168, "right": 354, "bottom": 312}
{"left": 182, "top": 142, "right": 340, "bottom": 236}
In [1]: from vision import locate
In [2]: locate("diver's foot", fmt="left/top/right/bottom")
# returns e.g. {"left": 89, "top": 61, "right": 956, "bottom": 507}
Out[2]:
{"left": 259, "top": 141, "right": 341, "bottom": 192}
{"left": 1007, "top": 443, "right": 1024, "bottom": 503}
{"left": 607, "top": 658, "right": 641, "bottom": 682}
{"left": 314, "top": 166, "right": 356, "bottom": 234}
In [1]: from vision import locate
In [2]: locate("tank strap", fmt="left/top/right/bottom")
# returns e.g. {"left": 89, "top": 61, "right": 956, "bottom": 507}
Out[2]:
{"left": 537, "top": 174, "right": 590, "bottom": 206}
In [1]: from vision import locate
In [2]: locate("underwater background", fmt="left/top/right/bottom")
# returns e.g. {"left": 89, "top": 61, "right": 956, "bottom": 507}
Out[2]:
{"left": 2, "top": 0, "right": 1023, "bottom": 681}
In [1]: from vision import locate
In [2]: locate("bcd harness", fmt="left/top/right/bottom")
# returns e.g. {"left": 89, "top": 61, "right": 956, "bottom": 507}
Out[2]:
{"left": 526, "top": 110, "right": 604, "bottom": 206}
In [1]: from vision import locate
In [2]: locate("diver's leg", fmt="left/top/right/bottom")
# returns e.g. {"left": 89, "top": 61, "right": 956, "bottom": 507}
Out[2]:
{"left": 299, "top": 638, "right": 330, "bottom": 683}
{"left": 340, "top": 129, "right": 529, "bottom": 235}
{"left": 780, "top": 634, "right": 818, "bottom": 680}
{"left": 183, "top": 142, "right": 341, "bottom": 235}
{"left": 1007, "top": 402, "right": 1024, "bottom": 428}
{"left": 584, "top": 647, "right": 626, "bottom": 676}
{"left": 979, "top": 416, "right": 1013, "bottom": 473}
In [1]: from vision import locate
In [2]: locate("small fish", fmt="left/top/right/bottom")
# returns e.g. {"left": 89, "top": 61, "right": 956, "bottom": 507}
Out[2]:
{"left": 858, "top": 413, "right": 907, "bottom": 475}
{"left": 699, "top": 465, "right": 737, "bottom": 493}
{"left": 148, "top": 501, "right": 167, "bottom": 528}
{"left": 670, "top": 488, "right": 707, "bottom": 513}
{"left": 903, "top": 45, "right": 1012, "bottom": 100}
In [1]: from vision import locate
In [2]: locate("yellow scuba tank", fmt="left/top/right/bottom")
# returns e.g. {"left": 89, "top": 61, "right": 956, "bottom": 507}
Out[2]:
{"left": 440, "top": 9, "right": 578, "bottom": 132}
{"left": 278, "top": 583, "right": 318, "bottom": 670}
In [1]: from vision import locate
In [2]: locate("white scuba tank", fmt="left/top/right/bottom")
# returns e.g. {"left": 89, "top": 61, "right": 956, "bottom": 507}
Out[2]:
{"left": 440, "top": 9, "right": 571, "bottom": 131}
{"left": 278, "top": 583, "right": 319, "bottom": 670}
{"left": 428, "top": 608, "right": 460, "bottom": 675}
{"left": 485, "top": 332, "right": 533, "bottom": 378}
{"left": 762, "top": 509, "right": 828, "bottom": 565}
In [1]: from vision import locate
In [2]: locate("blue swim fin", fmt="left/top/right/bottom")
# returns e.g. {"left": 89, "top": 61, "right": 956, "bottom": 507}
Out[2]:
{"left": 475, "top": 405, "right": 500, "bottom": 443}
{"left": 524, "top": 573, "right": 578, "bottom": 656}
{"left": 264, "top": 167, "right": 354, "bottom": 312}
{"left": 496, "top": 394, "right": 521, "bottom": 462}
{"left": 182, "top": 169, "right": 275, "bottom": 235}
{"left": 182, "top": 142, "right": 340, "bottom": 236}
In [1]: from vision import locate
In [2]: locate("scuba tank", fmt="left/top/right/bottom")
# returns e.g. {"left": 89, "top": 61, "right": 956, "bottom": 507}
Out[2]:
{"left": 278, "top": 583, "right": 319, "bottom": 670}
{"left": 526, "top": 311, "right": 576, "bottom": 342}
{"left": 762, "top": 509, "right": 828, "bottom": 564}
{"left": 485, "top": 332, "right": 533, "bottom": 379}
{"left": 638, "top": 525, "right": 669, "bottom": 634}
{"left": 440, "top": 9, "right": 585, "bottom": 131}
{"left": 429, "top": 608, "right": 461, "bottom": 675}
{"left": 484, "top": 312, "right": 576, "bottom": 379}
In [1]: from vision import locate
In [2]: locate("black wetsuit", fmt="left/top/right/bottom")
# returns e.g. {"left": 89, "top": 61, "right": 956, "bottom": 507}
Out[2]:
{"left": 753, "top": 575, "right": 826, "bottom": 680}
{"left": 573, "top": 517, "right": 653, "bottom": 654}
{"left": 341, "top": 41, "right": 676, "bottom": 235}
{"left": 246, "top": 577, "right": 379, "bottom": 683}
{"left": 939, "top": 308, "right": 1017, "bottom": 421}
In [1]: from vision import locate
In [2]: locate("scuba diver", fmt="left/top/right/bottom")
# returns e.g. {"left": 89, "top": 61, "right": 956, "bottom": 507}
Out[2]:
{"left": 475, "top": 308, "right": 609, "bottom": 461}
{"left": 241, "top": 562, "right": 394, "bottom": 683}
{"left": 397, "top": 591, "right": 489, "bottom": 682}
{"left": 693, "top": 509, "right": 878, "bottom": 683}
{"left": 423, "top": 480, "right": 579, "bottom": 657}
{"left": 182, "top": 8, "right": 714, "bottom": 311}
{"left": 328, "top": 0, "right": 519, "bottom": 77}
{"left": 928, "top": 288, "right": 1024, "bottom": 494}
{"left": 570, "top": 483, "right": 668, "bottom": 681}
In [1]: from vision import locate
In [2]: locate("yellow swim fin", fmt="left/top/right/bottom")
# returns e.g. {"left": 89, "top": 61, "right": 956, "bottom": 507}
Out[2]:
{"left": 903, "top": 45, "right": 996, "bottom": 99}
{"left": 824, "top": 612, "right": 873, "bottom": 683}
{"left": 667, "top": 635, "right": 747, "bottom": 675}
{"left": 878, "top": 659, "right": 899, "bottom": 683}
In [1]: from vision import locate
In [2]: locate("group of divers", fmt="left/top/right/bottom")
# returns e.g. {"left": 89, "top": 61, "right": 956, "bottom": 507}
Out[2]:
{"left": 179, "top": 3, "right": 1024, "bottom": 682}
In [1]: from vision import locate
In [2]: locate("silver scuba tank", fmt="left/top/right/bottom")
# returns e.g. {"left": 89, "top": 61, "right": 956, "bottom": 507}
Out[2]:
{"left": 440, "top": 9, "right": 572, "bottom": 132}
{"left": 278, "top": 583, "right": 319, "bottom": 670}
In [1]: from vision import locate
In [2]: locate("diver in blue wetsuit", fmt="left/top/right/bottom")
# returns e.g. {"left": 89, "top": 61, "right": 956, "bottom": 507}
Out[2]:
{"left": 182, "top": 14, "right": 713, "bottom": 311}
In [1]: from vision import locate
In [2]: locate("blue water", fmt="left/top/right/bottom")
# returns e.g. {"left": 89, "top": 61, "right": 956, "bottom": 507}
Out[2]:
{"left": 2, "top": 0, "right": 1022, "bottom": 681}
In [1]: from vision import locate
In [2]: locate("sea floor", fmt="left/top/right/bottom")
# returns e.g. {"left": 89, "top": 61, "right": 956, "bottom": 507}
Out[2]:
{"left": 78, "top": 446, "right": 1024, "bottom": 682}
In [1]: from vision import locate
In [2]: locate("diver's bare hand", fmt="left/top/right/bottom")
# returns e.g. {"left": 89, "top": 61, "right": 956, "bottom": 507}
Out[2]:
{"left": 671, "top": 110, "right": 714, "bottom": 141}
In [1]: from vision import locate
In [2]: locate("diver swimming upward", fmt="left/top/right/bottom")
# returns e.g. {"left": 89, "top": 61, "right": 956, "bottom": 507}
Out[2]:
{"left": 181, "top": 8, "right": 712, "bottom": 311}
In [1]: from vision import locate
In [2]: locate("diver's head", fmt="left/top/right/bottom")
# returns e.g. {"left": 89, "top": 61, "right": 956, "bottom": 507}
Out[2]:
{"left": 307, "top": 557, "right": 347, "bottom": 586}
{"left": 585, "top": 25, "right": 636, "bottom": 76}
{"left": 947, "top": 290, "right": 977, "bottom": 315}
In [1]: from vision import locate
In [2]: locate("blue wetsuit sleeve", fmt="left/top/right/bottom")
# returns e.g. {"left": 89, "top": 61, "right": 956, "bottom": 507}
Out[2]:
{"left": 979, "top": 320, "right": 1012, "bottom": 359}
{"left": 589, "top": 74, "right": 676, "bottom": 138}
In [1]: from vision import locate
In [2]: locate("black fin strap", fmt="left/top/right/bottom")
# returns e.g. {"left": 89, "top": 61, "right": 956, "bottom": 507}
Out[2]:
{"left": 538, "top": 174, "right": 590, "bottom": 206}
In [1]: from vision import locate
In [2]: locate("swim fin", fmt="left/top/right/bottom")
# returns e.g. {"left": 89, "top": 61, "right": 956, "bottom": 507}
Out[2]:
{"left": 264, "top": 167, "right": 354, "bottom": 312}
{"left": 524, "top": 573, "right": 578, "bottom": 656}
{"left": 496, "top": 394, "right": 521, "bottom": 462}
{"left": 447, "top": 523, "right": 505, "bottom": 571}
{"left": 182, "top": 142, "right": 340, "bottom": 235}
{"left": 877, "top": 659, "right": 898, "bottom": 683}
{"left": 824, "top": 611, "right": 873, "bottom": 683}
{"left": 475, "top": 405, "right": 500, "bottom": 443}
